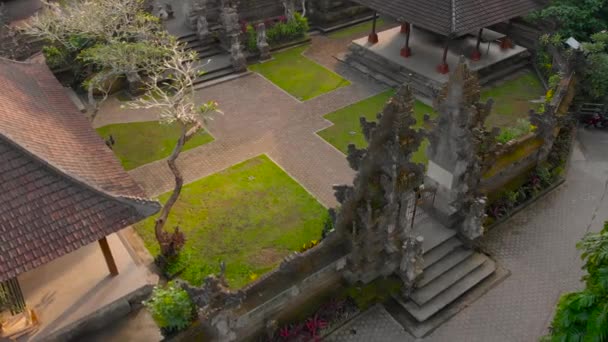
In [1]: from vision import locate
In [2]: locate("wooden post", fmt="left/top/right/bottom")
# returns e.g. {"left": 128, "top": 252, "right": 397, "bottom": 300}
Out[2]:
{"left": 400, "top": 22, "right": 410, "bottom": 34}
{"left": 400, "top": 23, "right": 411, "bottom": 57}
{"left": 99, "top": 237, "right": 119, "bottom": 276}
{"left": 368, "top": 12, "right": 379, "bottom": 44}
{"left": 471, "top": 28, "right": 483, "bottom": 61}
{"left": 437, "top": 37, "right": 450, "bottom": 74}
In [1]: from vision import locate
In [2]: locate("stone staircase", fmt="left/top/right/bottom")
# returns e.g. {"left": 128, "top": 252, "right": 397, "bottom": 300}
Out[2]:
{"left": 387, "top": 215, "right": 501, "bottom": 337}
{"left": 177, "top": 32, "right": 236, "bottom": 85}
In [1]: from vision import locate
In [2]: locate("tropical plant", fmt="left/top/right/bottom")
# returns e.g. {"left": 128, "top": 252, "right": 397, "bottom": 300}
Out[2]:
{"left": 544, "top": 222, "right": 608, "bottom": 341}
{"left": 530, "top": 0, "right": 608, "bottom": 41}
{"left": 144, "top": 281, "right": 195, "bottom": 334}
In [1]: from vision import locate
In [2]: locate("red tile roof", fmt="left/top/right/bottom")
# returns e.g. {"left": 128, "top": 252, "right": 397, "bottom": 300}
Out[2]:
{"left": 353, "top": 0, "right": 544, "bottom": 36}
{"left": 0, "top": 58, "right": 160, "bottom": 281}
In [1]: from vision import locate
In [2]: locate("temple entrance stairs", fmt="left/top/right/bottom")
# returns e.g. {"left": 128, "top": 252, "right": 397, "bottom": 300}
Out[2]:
{"left": 176, "top": 32, "right": 236, "bottom": 85}
{"left": 388, "top": 213, "right": 501, "bottom": 337}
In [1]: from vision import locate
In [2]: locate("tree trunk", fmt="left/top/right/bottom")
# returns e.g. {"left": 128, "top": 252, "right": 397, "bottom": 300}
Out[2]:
{"left": 154, "top": 122, "right": 202, "bottom": 256}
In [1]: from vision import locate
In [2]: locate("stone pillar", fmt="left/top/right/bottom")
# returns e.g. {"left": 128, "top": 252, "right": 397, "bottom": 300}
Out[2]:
{"left": 257, "top": 23, "right": 271, "bottom": 60}
{"left": 230, "top": 35, "right": 247, "bottom": 72}
{"left": 220, "top": 3, "right": 240, "bottom": 50}
{"left": 185, "top": 0, "right": 207, "bottom": 30}
{"left": 437, "top": 37, "right": 450, "bottom": 74}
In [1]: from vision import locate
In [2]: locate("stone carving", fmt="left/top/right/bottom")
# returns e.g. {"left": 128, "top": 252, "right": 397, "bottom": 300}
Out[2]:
{"left": 230, "top": 35, "right": 247, "bottom": 72}
{"left": 220, "top": 2, "right": 240, "bottom": 36}
{"left": 529, "top": 104, "right": 558, "bottom": 162}
{"left": 426, "top": 57, "right": 494, "bottom": 237}
{"left": 398, "top": 235, "right": 424, "bottom": 297}
{"left": 196, "top": 14, "right": 209, "bottom": 40}
{"left": 186, "top": 0, "right": 207, "bottom": 30}
{"left": 257, "top": 23, "right": 271, "bottom": 60}
{"left": 281, "top": 0, "right": 296, "bottom": 21}
{"left": 332, "top": 85, "right": 426, "bottom": 294}
{"left": 461, "top": 196, "right": 487, "bottom": 240}
{"left": 177, "top": 262, "right": 244, "bottom": 319}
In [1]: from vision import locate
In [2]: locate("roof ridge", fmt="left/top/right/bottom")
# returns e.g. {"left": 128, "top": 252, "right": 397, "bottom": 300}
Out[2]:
{"left": 0, "top": 133, "right": 160, "bottom": 216}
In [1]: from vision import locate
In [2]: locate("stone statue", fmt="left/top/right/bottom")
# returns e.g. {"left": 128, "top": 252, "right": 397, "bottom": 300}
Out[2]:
{"left": 256, "top": 23, "right": 271, "bottom": 60}
{"left": 230, "top": 35, "right": 247, "bottom": 72}
{"left": 196, "top": 14, "right": 209, "bottom": 40}
{"left": 281, "top": 0, "right": 296, "bottom": 21}
{"left": 398, "top": 235, "right": 424, "bottom": 297}
{"left": 220, "top": 2, "right": 240, "bottom": 36}
{"left": 333, "top": 85, "right": 427, "bottom": 295}
{"left": 185, "top": 0, "right": 207, "bottom": 31}
{"left": 461, "top": 196, "right": 487, "bottom": 240}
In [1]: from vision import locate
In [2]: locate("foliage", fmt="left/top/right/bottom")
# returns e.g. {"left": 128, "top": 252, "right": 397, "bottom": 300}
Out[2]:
{"left": 266, "top": 12, "right": 309, "bottom": 46}
{"left": 143, "top": 282, "right": 195, "bottom": 334}
{"left": 246, "top": 24, "right": 257, "bottom": 53}
{"left": 248, "top": 45, "right": 350, "bottom": 101}
{"left": 579, "top": 31, "right": 608, "bottom": 102}
{"left": 544, "top": 222, "right": 608, "bottom": 341}
{"left": 496, "top": 119, "right": 533, "bottom": 144}
{"left": 530, "top": 0, "right": 608, "bottom": 40}
{"left": 299, "top": 239, "right": 320, "bottom": 252}
{"left": 548, "top": 74, "right": 562, "bottom": 89}
{"left": 263, "top": 297, "right": 359, "bottom": 342}
{"left": 344, "top": 278, "right": 403, "bottom": 310}
{"left": 133, "top": 155, "right": 327, "bottom": 288}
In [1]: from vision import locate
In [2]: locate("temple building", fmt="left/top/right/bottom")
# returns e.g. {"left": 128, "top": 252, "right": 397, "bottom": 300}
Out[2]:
{"left": 0, "top": 57, "right": 160, "bottom": 339}
{"left": 342, "top": 0, "right": 544, "bottom": 98}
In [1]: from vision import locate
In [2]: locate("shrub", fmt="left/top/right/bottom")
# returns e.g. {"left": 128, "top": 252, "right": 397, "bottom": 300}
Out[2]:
{"left": 42, "top": 45, "right": 69, "bottom": 69}
{"left": 143, "top": 282, "right": 195, "bottom": 335}
{"left": 246, "top": 24, "right": 257, "bottom": 53}
{"left": 496, "top": 119, "right": 532, "bottom": 144}
{"left": 266, "top": 13, "right": 309, "bottom": 46}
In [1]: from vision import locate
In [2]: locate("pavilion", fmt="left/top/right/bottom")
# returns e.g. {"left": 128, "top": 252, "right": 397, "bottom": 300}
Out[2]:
{"left": 0, "top": 57, "right": 160, "bottom": 337}
{"left": 351, "top": 0, "right": 544, "bottom": 73}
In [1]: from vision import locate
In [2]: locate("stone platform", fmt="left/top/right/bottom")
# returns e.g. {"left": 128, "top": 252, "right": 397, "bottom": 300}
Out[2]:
{"left": 340, "top": 26, "right": 530, "bottom": 98}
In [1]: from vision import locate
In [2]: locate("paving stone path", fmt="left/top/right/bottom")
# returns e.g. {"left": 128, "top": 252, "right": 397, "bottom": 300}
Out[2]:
{"left": 94, "top": 36, "right": 386, "bottom": 206}
{"left": 327, "top": 128, "right": 608, "bottom": 341}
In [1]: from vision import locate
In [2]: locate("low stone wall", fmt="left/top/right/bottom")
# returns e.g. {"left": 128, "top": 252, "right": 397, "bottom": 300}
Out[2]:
{"left": 229, "top": 237, "right": 349, "bottom": 341}
{"left": 45, "top": 284, "right": 153, "bottom": 342}
{"left": 308, "top": 0, "right": 371, "bottom": 27}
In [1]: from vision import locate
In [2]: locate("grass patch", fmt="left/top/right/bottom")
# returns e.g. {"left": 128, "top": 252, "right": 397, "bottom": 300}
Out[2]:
{"left": 317, "top": 90, "right": 436, "bottom": 165}
{"left": 482, "top": 72, "right": 545, "bottom": 129}
{"left": 248, "top": 45, "right": 350, "bottom": 101}
{"left": 133, "top": 155, "right": 327, "bottom": 289}
{"left": 328, "top": 18, "right": 386, "bottom": 39}
{"left": 96, "top": 121, "right": 213, "bottom": 170}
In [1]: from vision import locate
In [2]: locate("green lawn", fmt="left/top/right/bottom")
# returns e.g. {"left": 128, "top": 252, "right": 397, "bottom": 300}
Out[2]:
{"left": 96, "top": 121, "right": 213, "bottom": 170}
{"left": 482, "top": 72, "right": 545, "bottom": 128}
{"left": 317, "top": 90, "right": 436, "bottom": 165}
{"left": 134, "top": 155, "right": 327, "bottom": 289}
{"left": 248, "top": 45, "right": 351, "bottom": 101}
{"left": 328, "top": 19, "right": 387, "bottom": 39}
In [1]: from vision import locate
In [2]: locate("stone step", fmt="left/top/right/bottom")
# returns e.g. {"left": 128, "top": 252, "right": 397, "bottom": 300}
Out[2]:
{"left": 417, "top": 248, "right": 474, "bottom": 288}
{"left": 411, "top": 253, "right": 487, "bottom": 306}
{"left": 413, "top": 216, "right": 457, "bottom": 254}
{"left": 402, "top": 257, "right": 496, "bottom": 322}
{"left": 177, "top": 33, "right": 198, "bottom": 42}
{"left": 194, "top": 66, "right": 235, "bottom": 85}
{"left": 422, "top": 237, "right": 463, "bottom": 269}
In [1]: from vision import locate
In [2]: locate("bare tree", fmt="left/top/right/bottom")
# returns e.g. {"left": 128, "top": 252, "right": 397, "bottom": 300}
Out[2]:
{"left": 129, "top": 42, "right": 220, "bottom": 261}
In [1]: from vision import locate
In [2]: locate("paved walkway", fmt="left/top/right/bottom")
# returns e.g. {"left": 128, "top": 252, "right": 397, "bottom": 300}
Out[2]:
{"left": 328, "top": 128, "right": 608, "bottom": 341}
{"left": 94, "top": 36, "right": 387, "bottom": 206}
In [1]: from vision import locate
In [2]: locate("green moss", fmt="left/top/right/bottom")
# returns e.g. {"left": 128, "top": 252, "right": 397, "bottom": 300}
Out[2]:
{"left": 317, "top": 90, "right": 436, "bottom": 165}
{"left": 343, "top": 277, "right": 403, "bottom": 310}
{"left": 96, "top": 121, "right": 213, "bottom": 170}
{"left": 133, "top": 155, "right": 327, "bottom": 289}
{"left": 248, "top": 45, "right": 350, "bottom": 101}
{"left": 483, "top": 137, "right": 543, "bottom": 179}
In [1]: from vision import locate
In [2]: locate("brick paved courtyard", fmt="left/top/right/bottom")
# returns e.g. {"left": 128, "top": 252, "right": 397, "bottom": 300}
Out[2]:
{"left": 327, "top": 128, "right": 608, "bottom": 341}
{"left": 92, "top": 32, "right": 608, "bottom": 341}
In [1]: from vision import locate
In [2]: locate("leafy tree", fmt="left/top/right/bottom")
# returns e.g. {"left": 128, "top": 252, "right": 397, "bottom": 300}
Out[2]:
{"left": 128, "top": 41, "right": 220, "bottom": 264}
{"left": 545, "top": 222, "right": 608, "bottom": 341}
{"left": 531, "top": 0, "right": 608, "bottom": 41}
